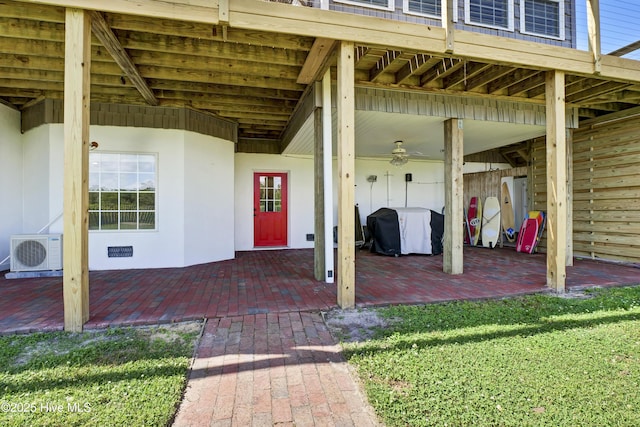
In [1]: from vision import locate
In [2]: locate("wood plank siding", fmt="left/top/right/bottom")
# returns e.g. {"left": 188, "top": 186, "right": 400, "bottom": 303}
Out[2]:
{"left": 21, "top": 99, "right": 238, "bottom": 143}
{"left": 569, "top": 113, "right": 640, "bottom": 263}
{"left": 463, "top": 166, "right": 529, "bottom": 214}
{"left": 517, "top": 111, "right": 640, "bottom": 264}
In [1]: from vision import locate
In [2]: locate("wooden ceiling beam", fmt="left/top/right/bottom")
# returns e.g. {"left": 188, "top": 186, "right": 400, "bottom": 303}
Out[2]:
{"left": 16, "top": 0, "right": 220, "bottom": 25}
{"left": 508, "top": 72, "right": 545, "bottom": 96}
{"left": 442, "top": 62, "right": 492, "bottom": 90}
{"left": 0, "top": 2, "right": 65, "bottom": 23}
{"left": 0, "top": 52, "right": 122, "bottom": 75}
{"left": 354, "top": 46, "right": 387, "bottom": 69}
{"left": 210, "top": 110, "right": 292, "bottom": 120}
{"left": 370, "top": 50, "right": 403, "bottom": 82}
{"left": 464, "top": 65, "right": 515, "bottom": 91}
{"left": 90, "top": 11, "right": 158, "bottom": 106}
{"left": 579, "top": 102, "right": 629, "bottom": 112}
{"left": 237, "top": 117, "right": 289, "bottom": 125}
{"left": 156, "top": 90, "right": 298, "bottom": 109}
{"left": 15, "top": 0, "right": 640, "bottom": 84}
{"left": 106, "top": 13, "right": 314, "bottom": 51}
{"left": 116, "top": 31, "right": 307, "bottom": 66}
{"left": 0, "top": 16, "right": 65, "bottom": 42}
{"left": 150, "top": 81, "right": 302, "bottom": 101}
{"left": 567, "top": 81, "right": 630, "bottom": 104}
{"left": 183, "top": 102, "right": 294, "bottom": 116}
{"left": 395, "top": 54, "right": 440, "bottom": 85}
{"left": 0, "top": 78, "right": 64, "bottom": 91}
{"left": 0, "top": 37, "right": 65, "bottom": 58}
{"left": 420, "top": 58, "right": 463, "bottom": 87}
{"left": 138, "top": 67, "right": 303, "bottom": 91}
{"left": 296, "top": 37, "right": 336, "bottom": 84}
{"left": 128, "top": 51, "right": 301, "bottom": 80}
{"left": 486, "top": 68, "right": 539, "bottom": 94}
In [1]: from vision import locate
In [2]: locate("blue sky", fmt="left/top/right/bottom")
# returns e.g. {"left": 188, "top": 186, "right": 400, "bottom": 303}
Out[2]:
{"left": 575, "top": 0, "right": 640, "bottom": 59}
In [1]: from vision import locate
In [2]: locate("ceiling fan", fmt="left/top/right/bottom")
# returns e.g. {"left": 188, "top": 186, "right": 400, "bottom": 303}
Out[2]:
{"left": 389, "top": 140, "right": 409, "bottom": 166}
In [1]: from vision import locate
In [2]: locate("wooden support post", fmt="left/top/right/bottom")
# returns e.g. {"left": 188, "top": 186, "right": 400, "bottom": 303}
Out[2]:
{"left": 313, "top": 82, "right": 325, "bottom": 281}
{"left": 545, "top": 70, "right": 567, "bottom": 292}
{"left": 443, "top": 0, "right": 455, "bottom": 53}
{"left": 337, "top": 41, "right": 355, "bottom": 308}
{"left": 566, "top": 128, "right": 574, "bottom": 266}
{"left": 587, "top": 0, "right": 601, "bottom": 74}
{"left": 443, "top": 118, "right": 464, "bottom": 275}
{"left": 63, "top": 8, "right": 91, "bottom": 332}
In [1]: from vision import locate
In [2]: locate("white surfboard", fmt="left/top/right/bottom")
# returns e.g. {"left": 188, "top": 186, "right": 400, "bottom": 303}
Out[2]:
{"left": 481, "top": 196, "right": 501, "bottom": 249}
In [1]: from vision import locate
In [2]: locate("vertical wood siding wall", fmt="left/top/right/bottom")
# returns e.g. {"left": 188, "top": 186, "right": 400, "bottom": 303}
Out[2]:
{"left": 570, "top": 116, "right": 640, "bottom": 263}
{"left": 21, "top": 99, "right": 238, "bottom": 143}
{"left": 463, "top": 166, "right": 528, "bottom": 214}
{"left": 530, "top": 116, "right": 640, "bottom": 263}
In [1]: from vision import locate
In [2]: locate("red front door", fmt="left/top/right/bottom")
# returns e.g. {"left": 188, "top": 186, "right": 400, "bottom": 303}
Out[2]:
{"left": 254, "top": 172, "right": 288, "bottom": 247}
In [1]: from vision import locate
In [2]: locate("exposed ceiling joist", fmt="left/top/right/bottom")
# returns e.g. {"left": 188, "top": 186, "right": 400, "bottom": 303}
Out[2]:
{"left": 395, "top": 54, "right": 441, "bottom": 84}
{"left": 89, "top": 10, "right": 158, "bottom": 106}
{"left": 296, "top": 37, "right": 336, "bottom": 84}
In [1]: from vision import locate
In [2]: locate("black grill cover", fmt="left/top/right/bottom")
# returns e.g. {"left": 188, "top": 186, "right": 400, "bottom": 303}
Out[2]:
{"left": 366, "top": 208, "right": 401, "bottom": 256}
{"left": 429, "top": 210, "right": 444, "bottom": 255}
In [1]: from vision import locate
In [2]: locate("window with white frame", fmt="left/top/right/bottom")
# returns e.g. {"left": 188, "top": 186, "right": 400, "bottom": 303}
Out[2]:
{"left": 521, "top": 0, "right": 564, "bottom": 39}
{"left": 465, "top": 0, "right": 514, "bottom": 30}
{"left": 334, "top": 0, "right": 394, "bottom": 12}
{"left": 89, "top": 152, "right": 157, "bottom": 231}
{"left": 405, "top": 0, "right": 441, "bottom": 17}
{"left": 404, "top": 0, "right": 459, "bottom": 21}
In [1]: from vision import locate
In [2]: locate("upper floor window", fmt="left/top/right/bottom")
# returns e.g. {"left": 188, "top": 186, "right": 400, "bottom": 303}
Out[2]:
{"left": 405, "top": 0, "right": 441, "bottom": 17}
{"left": 465, "top": 0, "right": 514, "bottom": 31}
{"left": 334, "top": 0, "right": 394, "bottom": 12}
{"left": 89, "top": 152, "right": 157, "bottom": 231}
{"left": 404, "top": 0, "right": 460, "bottom": 21}
{"left": 521, "top": 0, "right": 564, "bottom": 39}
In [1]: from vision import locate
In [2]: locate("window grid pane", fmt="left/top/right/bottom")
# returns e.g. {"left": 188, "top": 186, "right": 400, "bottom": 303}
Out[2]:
{"left": 469, "top": 0, "right": 509, "bottom": 28}
{"left": 524, "top": 0, "right": 560, "bottom": 37}
{"left": 408, "top": 0, "right": 441, "bottom": 16}
{"left": 88, "top": 152, "right": 157, "bottom": 231}
{"left": 346, "top": 0, "right": 390, "bottom": 7}
{"left": 259, "top": 175, "right": 282, "bottom": 213}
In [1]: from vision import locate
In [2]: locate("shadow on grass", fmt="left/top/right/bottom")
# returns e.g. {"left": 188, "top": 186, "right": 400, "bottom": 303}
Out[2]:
{"left": 343, "top": 286, "right": 640, "bottom": 357}
{"left": 0, "top": 363, "right": 187, "bottom": 394}
{"left": 0, "top": 326, "right": 200, "bottom": 395}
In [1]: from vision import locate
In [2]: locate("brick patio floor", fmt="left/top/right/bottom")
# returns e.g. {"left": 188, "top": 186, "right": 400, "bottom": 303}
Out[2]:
{"left": 1, "top": 247, "right": 638, "bottom": 426}
{"left": 1, "top": 247, "right": 639, "bottom": 334}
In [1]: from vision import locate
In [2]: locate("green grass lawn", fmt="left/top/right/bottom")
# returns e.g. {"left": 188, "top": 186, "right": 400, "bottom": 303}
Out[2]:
{"left": 0, "top": 322, "right": 201, "bottom": 427}
{"left": 343, "top": 286, "right": 640, "bottom": 427}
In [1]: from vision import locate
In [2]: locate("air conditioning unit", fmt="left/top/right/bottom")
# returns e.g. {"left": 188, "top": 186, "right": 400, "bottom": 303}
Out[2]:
{"left": 10, "top": 234, "right": 63, "bottom": 272}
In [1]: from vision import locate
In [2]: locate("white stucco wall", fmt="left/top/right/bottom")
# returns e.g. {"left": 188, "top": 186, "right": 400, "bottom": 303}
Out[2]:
{"left": 234, "top": 154, "right": 316, "bottom": 251}
{"left": 352, "top": 158, "right": 446, "bottom": 221}
{"left": 0, "top": 104, "right": 23, "bottom": 270}
{"left": 234, "top": 153, "right": 446, "bottom": 251}
{"left": 184, "top": 131, "right": 235, "bottom": 265}
{"left": 81, "top": 126, "right": 187, "bottom": 270}
{"left": 21, "top": 125, "right": 52, "bottom": 234}
{"left": 20, "top": 124, "right": 235, "bottom": 271}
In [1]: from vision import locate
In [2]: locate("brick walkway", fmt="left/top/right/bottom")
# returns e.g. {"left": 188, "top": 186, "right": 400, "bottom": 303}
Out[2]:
{"left": 172, "top": 312, "right": 378, "bottom": 427}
